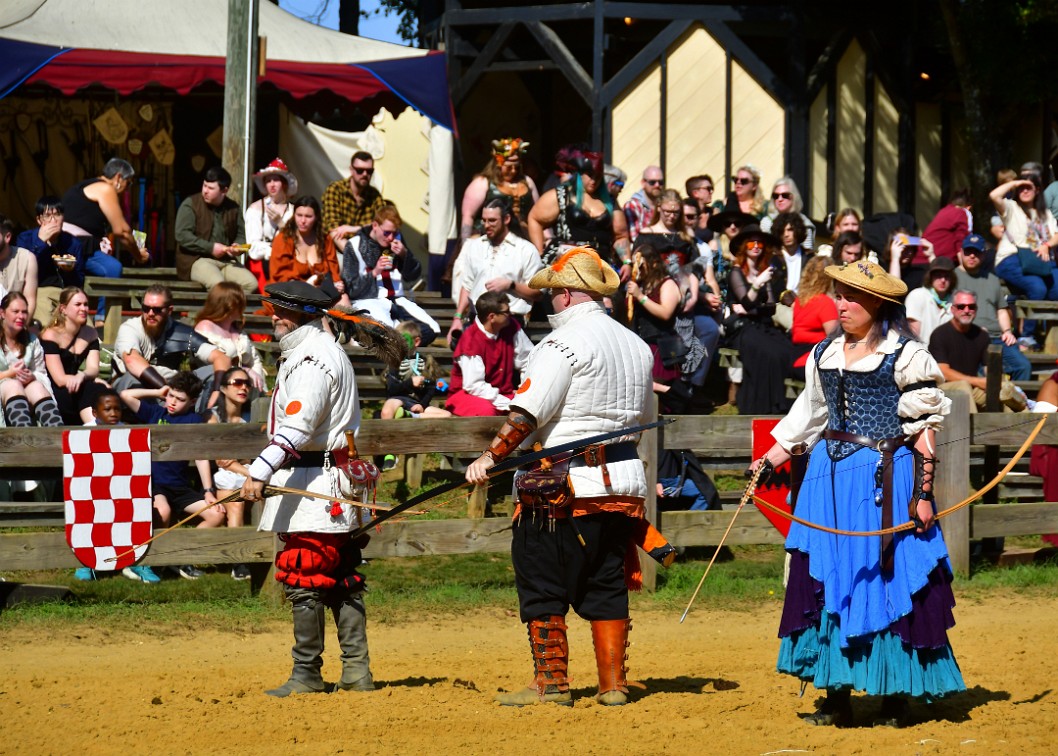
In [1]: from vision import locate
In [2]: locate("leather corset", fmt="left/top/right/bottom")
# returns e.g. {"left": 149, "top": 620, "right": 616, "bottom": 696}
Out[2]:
{"left": 814, "top": 336, "right": 910, "bottom": 460}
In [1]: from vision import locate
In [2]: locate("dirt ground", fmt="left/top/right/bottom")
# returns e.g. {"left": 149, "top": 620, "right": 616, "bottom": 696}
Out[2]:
{"left": 2, "top": 595, "right": 1056, "bottom": 756}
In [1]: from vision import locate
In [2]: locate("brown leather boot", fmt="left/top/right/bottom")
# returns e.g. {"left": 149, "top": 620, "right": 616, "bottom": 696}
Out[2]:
{"left": 592, "top": 618, "right": 630, "bottom": 705}
{"left": 495, "top": 615, "right": 573, "bottom": 706}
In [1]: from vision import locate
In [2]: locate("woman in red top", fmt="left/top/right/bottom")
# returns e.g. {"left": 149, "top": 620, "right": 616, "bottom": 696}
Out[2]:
{"left": 269, "top": 197, "right": 346, "bottom": 304}
{"left": 789, "top": 255, "right": 838, "bottom": 381}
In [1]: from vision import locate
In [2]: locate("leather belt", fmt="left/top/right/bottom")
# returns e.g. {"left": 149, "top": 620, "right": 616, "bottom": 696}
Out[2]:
{"left": 822, "top": 430, "right": 908, "bottom": 574}
{"left": 290, "top": 448, "right": 350, "bottom": 468}
{"left": 821, "top": 430, "right": 906, "bottom": 452}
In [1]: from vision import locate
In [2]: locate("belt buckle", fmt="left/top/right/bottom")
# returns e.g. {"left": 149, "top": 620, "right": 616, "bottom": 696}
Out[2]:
{"left": 584, "top": 445, "right": 602, "bottom": 467}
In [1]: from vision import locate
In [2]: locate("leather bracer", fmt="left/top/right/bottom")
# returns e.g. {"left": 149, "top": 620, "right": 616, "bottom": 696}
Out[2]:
{"left": 483, "top": 412, "right": 536, "bottom": 463}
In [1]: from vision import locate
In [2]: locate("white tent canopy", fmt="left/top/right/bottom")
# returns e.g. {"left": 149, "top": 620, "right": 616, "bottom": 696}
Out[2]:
{"left": 0, "top": 0, "right": 424, "bottom": 63}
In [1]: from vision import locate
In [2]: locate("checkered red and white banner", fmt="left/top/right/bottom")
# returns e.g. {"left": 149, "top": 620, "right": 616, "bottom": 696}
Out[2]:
{"left": 64, "top": 428, "right": 153, "bottom": 570}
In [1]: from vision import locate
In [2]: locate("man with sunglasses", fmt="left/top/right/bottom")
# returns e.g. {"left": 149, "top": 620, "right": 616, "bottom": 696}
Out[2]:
{"left": 112, "top": 284, "right": 230, "bottom": 395}
{"left": 955, "top": 233, "right": 1032, "bottom": 381}
{"left": 623, "top": 165, "right": 664, "bottom": 241}
{"left": 929, "top": 289, "right": 1025, "bottom": 413}
{"left": 322, "top": 150, "right": 386, "bottom": 246}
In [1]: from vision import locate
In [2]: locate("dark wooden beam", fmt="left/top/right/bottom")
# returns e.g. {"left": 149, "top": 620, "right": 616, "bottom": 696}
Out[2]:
{"left": 486, "top": 60, "right": 559, "bottom": 72}
{"left": 806, "top": 31, "right": 852, "bottom": 103}
{"left": 864, "top": 55, "right": 876, "bottom": 215}
{"left": 724, "top": 52, "right": 732, "bottom": 186}
{"left": 443, "top": 3, "right": 785, "bottom": 26}
{"left": 446, "top": 3, "right": 593, "bottom": 26}
{"left": 660, "top": 49, "right": 668, "bottom": 179}
{"left": 601, "top": 19, "right": 691, "bottom": 103}
{"left": 785, "top": 9, "right": 809, "bottom": 203}
{"left": 592, "top": 0, "right": 605, "bottom": 151}
{"left": 451, "top": 21, "right": 516, "bottom": 104}
{"left": 702, "top": 19, "right": 793, "bottom": 104}
{"left": 604, "top": 2, "right": 758, "bottom": 22}
{"left": 524, "top": 20, "right": 593, "bottom": 104}
{"left": 826, "top": 65, "right": 837, "bottom": 213}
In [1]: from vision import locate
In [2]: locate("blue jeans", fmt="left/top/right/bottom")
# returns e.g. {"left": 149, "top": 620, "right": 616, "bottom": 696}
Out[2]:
{"left": 993, "top": 336, "right": 1032, "bottom": 381}
{"left": 85, "top": 250, "right": 123, "bottom": 320}
{"left": 994, "top": 255, "right": 1058, "bottom": 338}
{"left": 658, "top": 475, "right": 711, "bottom": 511}
{"left": 690, "top": 314, "right": 720, "bottom": 387}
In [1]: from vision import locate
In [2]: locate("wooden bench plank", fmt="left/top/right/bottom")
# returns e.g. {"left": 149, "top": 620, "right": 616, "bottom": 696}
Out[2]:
{"left": 972, "top": 502, "right": 1058, "bottom": 538}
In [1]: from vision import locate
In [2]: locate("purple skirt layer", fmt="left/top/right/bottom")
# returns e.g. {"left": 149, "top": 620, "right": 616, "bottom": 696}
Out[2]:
{"left": 778, "top": 549, "right": 957, "bottom": 650}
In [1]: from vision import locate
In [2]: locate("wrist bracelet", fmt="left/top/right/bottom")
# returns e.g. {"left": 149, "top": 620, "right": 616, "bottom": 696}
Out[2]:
{"left": 639, "top": 296, "right": 648, "bottom": 305}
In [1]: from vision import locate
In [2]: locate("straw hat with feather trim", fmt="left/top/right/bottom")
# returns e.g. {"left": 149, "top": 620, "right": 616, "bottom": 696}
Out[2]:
{"left": 824, "top": 260, "right": 907, "bottom": 304}
{"left": 528, "top": 246, "right": 620, "bottom": 296}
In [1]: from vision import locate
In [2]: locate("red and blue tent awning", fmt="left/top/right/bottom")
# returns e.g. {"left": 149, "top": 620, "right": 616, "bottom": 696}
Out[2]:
{"left": 0, "top": 38, "right": 456, "bottom": 133}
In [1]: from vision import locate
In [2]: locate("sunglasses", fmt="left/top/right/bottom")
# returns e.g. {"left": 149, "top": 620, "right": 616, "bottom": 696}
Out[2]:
{"left": 225, "top": 378, "right": 251, "bottom": 387}
{"left": 734, "top": 177, "right": 754, "bottom": 185}
{"left": 952, "top": 303, "right": 977, "bottom": 311}
{"left": 697, "top": 185, "right": 714, "bottom": 192}
{"left": 684, "top": 213, "right": 699, "bottom": 221}
{"left": 745, "top": 241, "right": 764, "bottom": 251}
{"left": 352, "top": 166, "right": 375, "bottom": 175}
{"left": 772, "top": 192, "right": 792, "bottom": 200}
{"left": 645, "top": 179, "right": 663, "bottom": 186}
{"left": 142, "top": 305, "right": 169, "bottom": 314}
{"left": 962, "top": 248, "right": 982, "bottom": 256}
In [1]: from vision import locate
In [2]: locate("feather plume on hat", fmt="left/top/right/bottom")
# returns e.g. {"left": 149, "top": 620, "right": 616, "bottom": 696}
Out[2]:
{"left": 326, "top": 307, "right": 408, "bottom": 371}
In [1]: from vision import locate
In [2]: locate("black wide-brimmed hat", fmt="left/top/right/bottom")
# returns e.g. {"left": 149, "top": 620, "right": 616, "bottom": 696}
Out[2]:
{"left": 707, "top": 209, "right": 757, "bottom": 234}
{"left": 729, "top": 224, "right": 782, "bottom": 254}
{"left": 262, "top": 280, "right": 336, "bottom": 313}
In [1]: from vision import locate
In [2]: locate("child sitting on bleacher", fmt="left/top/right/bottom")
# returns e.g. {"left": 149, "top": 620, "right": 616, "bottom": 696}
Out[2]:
{"left": 379, "top": 321, "right": 451, "bottom": 471}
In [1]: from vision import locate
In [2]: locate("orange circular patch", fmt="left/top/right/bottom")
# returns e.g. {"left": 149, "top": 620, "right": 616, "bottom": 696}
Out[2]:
{"left": 516, "top": 379, "right": 531, "bottom": 394}
{"left": 286, "top": 400, "right": 303, "bottom": 415}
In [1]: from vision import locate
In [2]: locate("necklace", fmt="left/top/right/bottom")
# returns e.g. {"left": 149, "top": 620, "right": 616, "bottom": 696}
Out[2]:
{"left": 846, "top": 340, "right": 867, "bottom": 350}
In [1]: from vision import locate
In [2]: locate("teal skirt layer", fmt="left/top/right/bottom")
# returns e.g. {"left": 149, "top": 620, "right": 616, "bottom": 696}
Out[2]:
{"left": 777, "top": 609, "right": 966, "bottom": 699}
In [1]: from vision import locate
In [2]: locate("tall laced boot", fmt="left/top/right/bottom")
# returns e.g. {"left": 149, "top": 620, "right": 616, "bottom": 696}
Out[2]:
{"left": 592, "top": 618, "right": 630, "bottom": 706}
{"left": 265, "top": 587, "right": 328, "bottom": 697}
{"left": 332, "top": 592, "right": 374, "bottom": 692}
{"left": 495, "top": 615, "right": 572, "bottom": 706}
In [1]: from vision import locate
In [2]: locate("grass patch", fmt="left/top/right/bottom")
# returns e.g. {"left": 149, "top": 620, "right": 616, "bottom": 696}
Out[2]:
{"left": 3, "top": 543, "right": 1058, "bottom": 633}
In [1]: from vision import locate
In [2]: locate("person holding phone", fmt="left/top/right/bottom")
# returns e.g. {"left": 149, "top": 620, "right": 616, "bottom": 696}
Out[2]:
{"left": 989, "top": 163, "right": 1058, "bottom": 348}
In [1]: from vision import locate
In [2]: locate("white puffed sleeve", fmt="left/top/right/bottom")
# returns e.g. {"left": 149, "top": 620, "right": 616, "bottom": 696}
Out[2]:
{"left": 896, "top": 341, "right": 950, "bottom": 435}
{"left": 770, "top": 343, "right": 829, "bottom": 450}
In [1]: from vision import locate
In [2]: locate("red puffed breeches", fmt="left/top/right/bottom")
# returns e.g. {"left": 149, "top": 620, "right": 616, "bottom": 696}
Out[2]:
{"left": 275, "top": 532, "right": 351, "bottom": 589}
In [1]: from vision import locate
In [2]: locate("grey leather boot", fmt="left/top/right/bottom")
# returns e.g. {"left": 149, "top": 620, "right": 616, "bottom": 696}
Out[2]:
{"left": 332, "top": 592, "right": 374, "bottom": 691}
{"left": 265, "top": 587, "right": 328, "bottom": 697}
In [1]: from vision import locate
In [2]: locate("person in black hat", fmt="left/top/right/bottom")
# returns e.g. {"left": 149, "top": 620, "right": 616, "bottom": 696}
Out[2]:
{"left": 240, "top": 280, "right": 403, "bottom": 698}
{"left": 905, "top": 256, "right": 956, "bottom": 343}
{"left": 725, "top": 225, "right": 792, "bottom": 415}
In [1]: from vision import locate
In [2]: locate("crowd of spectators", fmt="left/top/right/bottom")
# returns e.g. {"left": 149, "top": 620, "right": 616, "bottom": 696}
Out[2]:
{"left": 9, "top": 142, "right": 1058, "bottom": 581}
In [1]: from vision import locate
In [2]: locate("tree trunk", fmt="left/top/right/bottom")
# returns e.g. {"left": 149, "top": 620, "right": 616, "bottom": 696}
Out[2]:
{"left": 339, "top": 0, "right": 360, "bottom": 35}
{"left": 936, "top": 0, "right": 1003, "bottom": 208}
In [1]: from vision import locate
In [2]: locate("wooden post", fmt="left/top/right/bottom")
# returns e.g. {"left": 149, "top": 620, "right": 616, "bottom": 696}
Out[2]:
{"left": 467, "top": 483, "right": 487, "bottom": 518}
{"left": 937, "top": 391, "right": 971, "bottom": 575}
{"left": 982, "top": 345, "right": 1003, "bottom": 504}
{"left": 223, "top": 0, "right": 260, "bottom": 209}
{"left": 404, "top": 453, "right": 424, "bottom": 491}
{"left": 639, "top": 397, "right": 660, "bottom": 592}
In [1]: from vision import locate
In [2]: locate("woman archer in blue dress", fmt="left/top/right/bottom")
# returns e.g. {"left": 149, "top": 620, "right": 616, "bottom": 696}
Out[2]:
{"left": 753, "top": 260, "right": 964, "bottom": 728}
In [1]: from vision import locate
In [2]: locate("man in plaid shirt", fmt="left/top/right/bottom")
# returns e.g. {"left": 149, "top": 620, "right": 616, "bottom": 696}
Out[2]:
{"left": 322, "top": 151, "right": 387, "bottom": 246}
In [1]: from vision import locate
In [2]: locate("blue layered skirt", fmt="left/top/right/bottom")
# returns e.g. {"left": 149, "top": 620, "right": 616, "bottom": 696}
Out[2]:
{"left": 776, "top": 444, "right": 966, "bottom": 699}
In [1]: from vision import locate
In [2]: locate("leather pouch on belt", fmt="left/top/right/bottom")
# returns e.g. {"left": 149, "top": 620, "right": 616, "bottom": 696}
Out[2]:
{"left": 516, "top": 457, "right": 573, "bottom": 509}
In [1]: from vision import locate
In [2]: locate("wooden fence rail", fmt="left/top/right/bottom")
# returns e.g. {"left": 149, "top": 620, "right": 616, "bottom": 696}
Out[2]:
{"left": 1, "top": 403, "right": 1056, "bottom": 591}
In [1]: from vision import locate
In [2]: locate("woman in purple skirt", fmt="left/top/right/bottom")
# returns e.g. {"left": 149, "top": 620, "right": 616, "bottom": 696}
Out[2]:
{"left": 753, "top": 260, "right": 965, "bottom": 728}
